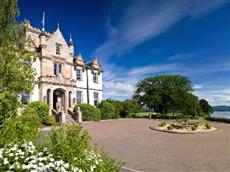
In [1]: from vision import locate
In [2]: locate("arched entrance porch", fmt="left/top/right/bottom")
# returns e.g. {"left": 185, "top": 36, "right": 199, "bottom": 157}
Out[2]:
{"left": 53, "top": 88, "right": 66, "bottom": 111}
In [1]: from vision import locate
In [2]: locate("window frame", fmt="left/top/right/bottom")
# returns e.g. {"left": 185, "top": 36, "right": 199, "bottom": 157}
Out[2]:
{"left": 93, "top": 73, "right": 98, "bottom": 83}
{"left": 58, "top": 63, "right": 62, "bottom": 74}
{"left": 54, "top": 63, "right": 57, "bottom": 76}
{"left": 76, "top": 69, "right": 82, "bottom": 81}
{"left": 56, "top": 43, "right": 61, "bottom": 55}
{"left": 93, "top": 92, "right": 99, "bottom": 106}
{"left": 21, "top": 90, "right": 30, "bottom": 105}
{"left": 76, "top": 91, "right": 83, "bottom": 104}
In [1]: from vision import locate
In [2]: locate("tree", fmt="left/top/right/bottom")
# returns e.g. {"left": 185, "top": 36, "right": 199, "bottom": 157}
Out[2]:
{"left": 181, "top": 93, "right": 201, "bottom": 117}
{"left": 199, "top": 99, "right": 213, "bottom": 117}
{"left": 0, "top": 0, "right": 35, "bottom": 124}
{"left": 122, "top": 99, "right": 141, "bottom": 118}
{"left": 133, "top": 75, "right": 192, "bottom": 116}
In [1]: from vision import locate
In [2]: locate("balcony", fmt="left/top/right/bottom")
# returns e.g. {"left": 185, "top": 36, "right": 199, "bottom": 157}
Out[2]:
{"left": 39, "top": 75, "right": 76, "bottom": 87}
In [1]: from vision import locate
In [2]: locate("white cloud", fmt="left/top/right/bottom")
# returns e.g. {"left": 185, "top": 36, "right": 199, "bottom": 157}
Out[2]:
{"left": 92, "top": 0, "right": 230, "bottom": 105}
{"left": 168, "top": 53, "right": 194, "bottom": 61}
{"left": 93, "top": 0, "right": 229, "bottom": 60}
{"left": 193, "top": 84, "right": 203, "bottom": 90}
{"left": 194, "top": 88, "right": 230, "bottom": 106}
{"left": 104, "top": 81, "right": 135, "bottom": 97}
{"left": 103, "top": 63, "right": 182, "bottom": 98}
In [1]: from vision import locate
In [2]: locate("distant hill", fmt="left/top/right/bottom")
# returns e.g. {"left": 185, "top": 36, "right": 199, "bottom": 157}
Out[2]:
{"left": 213, "top": 106, "right": 230, "bottom": 111}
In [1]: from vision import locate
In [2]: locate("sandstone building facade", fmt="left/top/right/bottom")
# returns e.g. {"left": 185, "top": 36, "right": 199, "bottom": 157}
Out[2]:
{"left": 22, "top": 20, "right": 103, "bottom": 113}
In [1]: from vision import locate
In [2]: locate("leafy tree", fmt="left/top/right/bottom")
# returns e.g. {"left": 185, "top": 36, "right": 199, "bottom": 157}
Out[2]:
{"left": 122, "top": 99, "right": 141, "bottom": 117}
{"left": 181, "top": 93, "right": 201, "bottom": 117}
{"left": 0, "top": 0, "right": 35, "bottom": 123}
{"left": 106, "top": 99, "right": 140, "bottom": 118}
{"left": 133, "top": 75, "right": 192, "bottom": 116}
{"left": 199, "top": 99, "right": 213, "bottom": 117}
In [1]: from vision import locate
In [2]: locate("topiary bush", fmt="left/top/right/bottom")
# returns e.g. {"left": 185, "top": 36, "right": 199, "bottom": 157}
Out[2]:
{"left": 167, "top": 125, "right": 173, "bottom": 130}
{"left": 74, "top": 103, "right": 101, "bottom": 121}
{"left": 99, "top": 100, "right": 116, "bottom": 119}
{"left": 0, "top": 114, "right": 39, "bottom": 146}
{"left": 24, "top": 101, "right": 54, "bottom": 125}
{"left": 205, "top": 123, "right": 211, "bottom": 129}
{"left": 158, "top": 121, "right": 167, "bottom": 127}
{"left": 191, "top": 125, "right": 197, "bottom": 131}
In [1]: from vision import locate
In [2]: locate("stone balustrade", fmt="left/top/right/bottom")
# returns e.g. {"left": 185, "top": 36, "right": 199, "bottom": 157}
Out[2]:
{"left": 39, "top": 75, "right": 76, "bottom": 87}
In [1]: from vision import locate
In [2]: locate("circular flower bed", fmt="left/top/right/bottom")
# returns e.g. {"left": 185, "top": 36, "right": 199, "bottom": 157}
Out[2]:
{"left": 151, "top": 120, "right": 217, "bottom": 134}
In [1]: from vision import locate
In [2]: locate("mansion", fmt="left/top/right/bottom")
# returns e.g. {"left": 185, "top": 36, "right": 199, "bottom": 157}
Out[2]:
{"left": 22, "top": 20, "right": 103, "bottom": 114}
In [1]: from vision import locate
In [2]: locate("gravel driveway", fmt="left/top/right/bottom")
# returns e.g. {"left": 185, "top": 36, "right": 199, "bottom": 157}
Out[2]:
{"left": 83, "top": 119, "right": 230, "bottom": 172}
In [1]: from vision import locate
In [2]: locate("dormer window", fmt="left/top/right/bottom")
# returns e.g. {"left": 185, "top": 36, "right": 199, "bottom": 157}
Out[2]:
{"left": 76, "top": 69, "right": 82, "bottom": 81}
{"left": 93, "top": 73, "right": 98, "bottom": 83}
{"left": 56, "top": 43, "right": 61, "bottom": 55}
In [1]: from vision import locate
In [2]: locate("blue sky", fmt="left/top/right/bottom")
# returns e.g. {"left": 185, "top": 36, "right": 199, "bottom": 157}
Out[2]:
{"left": 18, "top": 0, "right": 230, "bottom": 105}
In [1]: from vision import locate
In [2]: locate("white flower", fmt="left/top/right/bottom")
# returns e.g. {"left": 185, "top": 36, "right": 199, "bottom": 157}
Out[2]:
{"left": 9, "top": 153, "right": 14, "bottom": 157}
{"left": 3, "top": 158, "right": 9, "bottom": 165}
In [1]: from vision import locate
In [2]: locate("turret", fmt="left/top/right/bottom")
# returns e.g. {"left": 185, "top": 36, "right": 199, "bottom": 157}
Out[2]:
{"left": 39, "top": 12, "right": 47, "bottom": 48}
{"left": 69, "top": 33, "right": 74, "bottom": 56}
{"left": 39, "top": 31, "right": 47, "bottom": 48}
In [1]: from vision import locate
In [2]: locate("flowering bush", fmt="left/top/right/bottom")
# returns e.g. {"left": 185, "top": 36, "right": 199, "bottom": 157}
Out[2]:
{"left": 0, "top": 142, "right": 81, "bottom": 171}
{"left": 0, "top": 141, "right": 121, "bottom": 172}
{"left": 45, "top": 124, "right": 122, "bottom": 171}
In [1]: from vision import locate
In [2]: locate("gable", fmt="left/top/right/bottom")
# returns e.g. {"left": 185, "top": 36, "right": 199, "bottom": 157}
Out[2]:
{"left": 44, "top": 27, "right": 72, "bottom": 59}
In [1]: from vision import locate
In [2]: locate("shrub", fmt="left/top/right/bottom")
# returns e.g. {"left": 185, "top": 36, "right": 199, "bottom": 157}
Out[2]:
{"left": 199, "top": 113, "right": 210, "bottom": 118}
{"left": 122, "top": 99, "right": 141, "bottom": 118}
{"left": 158, "top": 121, "right": 166, "bottom": 127}
{"left": 99, "top": 100, "right": 116, "bottom": 119}
{"left": 43, "top": 115, "right": 56, "bottom": 125}
{"left": 205, "top": 117, "right": 230, "bottom": 124}
{"left": 44, "top": 124, "right": 122, "bottom": 171}
{"left": 205, "top": 123, "right": 211, "bottom": 129}
{"left": 74, "top": 103, "right": 101, "bottom": 121}
{"left": 167, "top": 125, "right": 173, "bottom": 130}
{"left": 0, "top": 91, "right": 19, "bottom": 124}
{"left": 0, "top": 114, "right": 39, "bottom": 146}
{"left": 106, "top": 99, "right": 123, "bottom": 118}
{"left": 191, "top": 125, "right": 197, "bottom": 131}
{"left": 0, "top": 142, "right": 82, "bottom": 171}
{"left": 25, "top": 101, "right": 53, "bottom": 125}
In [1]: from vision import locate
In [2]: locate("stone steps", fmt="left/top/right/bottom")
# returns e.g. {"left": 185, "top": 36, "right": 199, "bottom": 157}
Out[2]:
{"left": 66, "top": 113, "right": 76, "bottom": 123}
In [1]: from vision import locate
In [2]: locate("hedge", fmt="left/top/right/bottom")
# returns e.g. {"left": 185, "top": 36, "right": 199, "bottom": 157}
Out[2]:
{"left": 74, "top": 103, "right": 101, "bottom": 121}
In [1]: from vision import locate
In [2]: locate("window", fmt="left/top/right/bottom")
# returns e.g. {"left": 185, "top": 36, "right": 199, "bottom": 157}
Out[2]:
{"left": 54, "top": 63, "right": 57, "bottom": 75}
{"left": 76, "top": 69, "right": 82, "bottom": 80}
{"left": 93, "top": 73, "right": 98, "bottom": 83}
{"left": 93, "top": 92, "right": 99, "bottom": 106}
{"left": 21, "top": 90, "right": 30, "bottom": 104}
{"left": 24, "top": 58, "right": 31, "bottom": 64}
{"left": 56, "top": 43, "right": 61, "bottom": 55}
{"left": 76, "top": 91, "right": 82, "bottom": 104}
{"left": 54, "top": 63, "right": 62, "bottom": 75}
{"left": 58, "top": 63, "right": 62, "bottom": 74}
